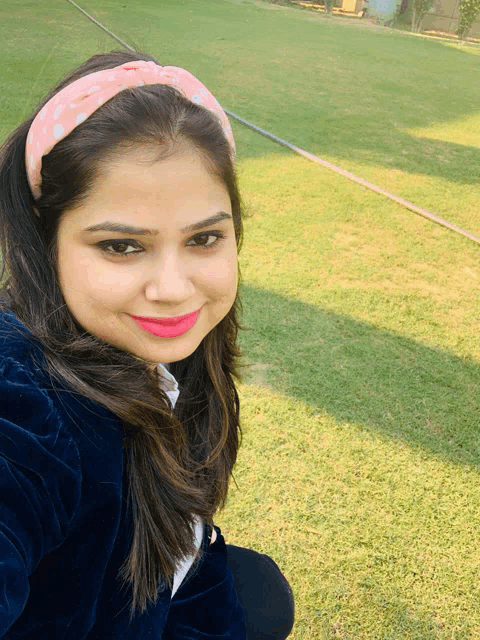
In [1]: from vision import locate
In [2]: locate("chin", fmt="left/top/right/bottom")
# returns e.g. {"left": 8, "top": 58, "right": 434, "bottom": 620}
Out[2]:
{"left": 126, "top": 333, "right": 205, "bottom": 365}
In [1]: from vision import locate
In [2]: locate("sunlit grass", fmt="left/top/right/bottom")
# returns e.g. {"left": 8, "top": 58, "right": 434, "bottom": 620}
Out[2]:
{"left": 220, "top": 384, "right": 480, "bottom": 638}
{"left": 403, "top": 112, "right": 480, "bottom": 149}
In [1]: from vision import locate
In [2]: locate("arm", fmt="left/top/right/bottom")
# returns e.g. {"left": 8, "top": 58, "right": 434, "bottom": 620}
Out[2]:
{"left": 0, "top": 358, "right": 82, "bottom": 635}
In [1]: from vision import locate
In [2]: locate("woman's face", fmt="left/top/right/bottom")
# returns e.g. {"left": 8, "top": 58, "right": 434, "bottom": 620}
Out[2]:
{"left": 56, "top": 147, "right": 238, "bottom": 364}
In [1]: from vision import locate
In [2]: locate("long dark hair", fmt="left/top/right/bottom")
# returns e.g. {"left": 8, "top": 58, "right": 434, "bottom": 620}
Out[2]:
{"left": 0, "top": 51, "right": 243, "bottom": 617}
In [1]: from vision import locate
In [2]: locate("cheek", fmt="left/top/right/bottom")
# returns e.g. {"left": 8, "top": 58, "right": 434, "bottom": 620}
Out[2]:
{"left": 59, "top": 249, "right": 138, "bottom": 303}
{"left": 198, "top": 255, "right": 238, "bottom": 298}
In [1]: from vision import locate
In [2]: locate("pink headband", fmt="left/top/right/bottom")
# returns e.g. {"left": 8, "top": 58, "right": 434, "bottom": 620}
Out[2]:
{"left": 26, "top": 60, "right": 235, "bottom": 201}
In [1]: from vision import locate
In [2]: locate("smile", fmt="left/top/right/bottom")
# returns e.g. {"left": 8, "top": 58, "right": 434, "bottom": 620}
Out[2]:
{"left": 131, "top": 310, "right": 201, "bottom": 338}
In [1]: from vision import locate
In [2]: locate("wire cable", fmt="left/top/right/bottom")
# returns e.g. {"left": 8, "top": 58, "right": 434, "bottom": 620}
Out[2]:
{"left": 226, "top": 113, "right": 480, "bottom": 245}
{"left": 65, "top": 0, "right": 136, "bottom": 53}
{"left": 64, "top": 0, "right": 480, "bottom": 247}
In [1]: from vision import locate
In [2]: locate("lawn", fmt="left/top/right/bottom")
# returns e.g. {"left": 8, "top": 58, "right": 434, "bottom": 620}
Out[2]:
{"left": 1, "top": 0, "right": 480, "bottom": 637}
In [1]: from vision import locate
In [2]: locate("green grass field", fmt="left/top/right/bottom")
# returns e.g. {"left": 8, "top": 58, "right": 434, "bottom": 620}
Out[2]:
{"left": 2, "top": 0, "right": 480, "bottom": 637}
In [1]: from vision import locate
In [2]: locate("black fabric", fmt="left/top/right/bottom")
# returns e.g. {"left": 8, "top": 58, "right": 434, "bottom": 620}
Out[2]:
{"left": 226, "top": 545, "right": 295, "bottom": 640}
{"left": 0, "top": 311, "right": 247, "bottom": 639}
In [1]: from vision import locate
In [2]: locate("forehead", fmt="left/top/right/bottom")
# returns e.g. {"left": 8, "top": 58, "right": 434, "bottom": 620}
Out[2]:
{"left": 62, "top": 146, "right": 232, "bottom": 230}
{"left": 98, "top": 143, "right": 225, "bottom": 193}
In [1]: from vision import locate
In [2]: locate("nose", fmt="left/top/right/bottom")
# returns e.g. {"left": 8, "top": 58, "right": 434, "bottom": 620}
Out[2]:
{"left": 144, "top": 250, "right": 195, "bottom": 303}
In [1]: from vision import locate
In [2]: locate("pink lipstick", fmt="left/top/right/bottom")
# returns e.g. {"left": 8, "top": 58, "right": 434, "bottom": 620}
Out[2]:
{"left": 131, "top": 309, "right": 201, "bottom": 338}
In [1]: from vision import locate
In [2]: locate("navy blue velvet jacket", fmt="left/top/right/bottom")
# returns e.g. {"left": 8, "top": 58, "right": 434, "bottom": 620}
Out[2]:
{"left": 0, "top": 311, "right": 246, "bottom": 638}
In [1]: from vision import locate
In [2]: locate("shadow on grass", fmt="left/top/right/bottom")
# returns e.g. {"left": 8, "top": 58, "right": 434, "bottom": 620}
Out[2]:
{"left": 239, "top": 284, "right": 480, "bottom": 468}
{"left": 234, "top": 115, "right": 480, "bottom": 189}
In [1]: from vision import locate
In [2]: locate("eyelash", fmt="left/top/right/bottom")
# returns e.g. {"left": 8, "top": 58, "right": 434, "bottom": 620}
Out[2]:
{"left": 96, "top": 232, "right": 226, "bottom": 257}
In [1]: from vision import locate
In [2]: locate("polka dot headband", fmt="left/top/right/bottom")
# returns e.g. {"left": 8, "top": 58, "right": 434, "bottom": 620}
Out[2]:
{"left": 25, "top": 60, "right": 236, "bottom": 201}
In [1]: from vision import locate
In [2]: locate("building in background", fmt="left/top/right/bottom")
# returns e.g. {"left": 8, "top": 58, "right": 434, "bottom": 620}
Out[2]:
{"left": 397, "top": 0, "right": 480, "bottom": 36}
{"left": 294, "top": 0, "right": 480, "bottom": 35}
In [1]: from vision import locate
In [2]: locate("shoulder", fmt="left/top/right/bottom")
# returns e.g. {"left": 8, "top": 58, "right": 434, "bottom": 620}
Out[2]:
{"left": 0, "top": 309, "right": 122, "bottom": 433}
{"left": 0, "top": 311, "right": 51, "bottom": 418}
{"left": 0, "top": 311, "right": 56, "bottom": 420}
{"left": 0, "top": 310, "right": 80, "bottom": 464}
{"left": 0, "top": 310, "right": 42, "bottom": 365}
{"left": 0, "top": 310, "right": 124, "bottom": 448}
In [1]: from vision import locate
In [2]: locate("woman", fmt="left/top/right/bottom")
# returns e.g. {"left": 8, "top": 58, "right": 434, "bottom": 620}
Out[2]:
{"left": 0, "top": 50, "right": 294, "bottom": 638}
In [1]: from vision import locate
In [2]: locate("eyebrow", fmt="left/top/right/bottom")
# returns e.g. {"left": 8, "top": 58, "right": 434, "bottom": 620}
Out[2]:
{"left": 84, "top": 212, "right": 232, "bottom": 235}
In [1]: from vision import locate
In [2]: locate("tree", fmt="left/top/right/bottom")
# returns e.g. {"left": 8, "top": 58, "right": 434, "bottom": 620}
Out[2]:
{"left": 457, "top": 0, "right": 480, "bottom": 39}
{"left": 411, "top": 0, "right": 435, "bottom": 31}
{"left": 324, "top": 0, "right": 334, "bottom": 14}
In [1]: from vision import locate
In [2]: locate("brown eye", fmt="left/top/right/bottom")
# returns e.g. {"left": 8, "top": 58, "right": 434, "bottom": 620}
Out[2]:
{"left": 97, "top": 239, "right": 143, "bottom": 256}
{"left": 186, "top": 232, "right": 225, "bottom": 248}
{"left": 194, "top": 234, "right": 212, "bottom": 246}
{"left": 113, "top": 242, "right": 130, "bottom": 253}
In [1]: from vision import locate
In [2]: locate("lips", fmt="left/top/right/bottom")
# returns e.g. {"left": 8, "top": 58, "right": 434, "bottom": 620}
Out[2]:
{"left": 131, "top": 309, "right": 201, "bottom": 338}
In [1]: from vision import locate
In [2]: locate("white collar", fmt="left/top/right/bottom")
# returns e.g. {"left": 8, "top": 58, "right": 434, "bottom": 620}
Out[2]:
{"left": 157, "top": 363, "right": 180, "bottom": 408}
